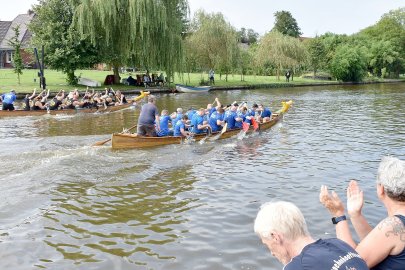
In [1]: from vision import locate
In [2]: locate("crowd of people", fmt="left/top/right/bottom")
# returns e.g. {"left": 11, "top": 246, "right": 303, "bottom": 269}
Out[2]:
{"left": 136, "top": 95, "right": 273, "bottom": 138}
{"left": 0, "top": 87, "right": 128, "bottom": 111}
{"left": 125, "top": 72, "right": 165, "bottom": 87}
{"left": 255, "top": 156, "right": 405, "bottom": 270}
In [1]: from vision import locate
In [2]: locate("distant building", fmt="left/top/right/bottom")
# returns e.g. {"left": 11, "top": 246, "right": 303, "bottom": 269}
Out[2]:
{"left": 0, "top": 10, "right": 35, "bottom": 69}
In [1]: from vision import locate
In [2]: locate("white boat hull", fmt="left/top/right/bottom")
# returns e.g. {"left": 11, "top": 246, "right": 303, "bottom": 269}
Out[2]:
{"left": 175, "top": 84, "right": 211, "bottom": 93}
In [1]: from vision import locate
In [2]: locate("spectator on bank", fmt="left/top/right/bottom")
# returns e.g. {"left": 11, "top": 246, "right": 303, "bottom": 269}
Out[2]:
{"left": 320, "top": 156, "right": 405, "bottom": 269}
{"left": 209, "top": 69, "right": 215, "bottom": 85}
{"left": 254, "top": 201, "right": 369, "bottom": 270}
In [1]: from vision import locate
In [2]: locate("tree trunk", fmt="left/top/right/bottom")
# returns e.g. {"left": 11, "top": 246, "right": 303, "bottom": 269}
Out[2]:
{"left": 66, "top": 70, "right": 77, "bottom": 85}
{"left": 225, "top": 73, "right": 228, "bottom": 82}
{"left": 113, "top": 65, "right": 120, "bottom": 84}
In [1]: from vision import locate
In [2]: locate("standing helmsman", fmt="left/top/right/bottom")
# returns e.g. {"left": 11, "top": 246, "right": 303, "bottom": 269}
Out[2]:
{"left": 137, "top": 95, "right": 160, "bottom": 136}
{"left": 0, "top": 89, "right": 17, "bottom": 111}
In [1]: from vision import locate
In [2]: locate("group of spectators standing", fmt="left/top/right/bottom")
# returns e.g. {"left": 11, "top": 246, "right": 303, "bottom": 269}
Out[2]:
{"left": 255, "top": 156, "right": 405, "bottom": 270}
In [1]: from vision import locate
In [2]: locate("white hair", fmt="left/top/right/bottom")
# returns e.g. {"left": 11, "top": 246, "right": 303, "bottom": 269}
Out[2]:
{"left": 377, "top": 156, "right": 405, "bottom": 201}
{"left": 177, "top": 108, "right": 183, "bottom": 113}
{"left": 254, "top": 201, "right": 309, "bottom": 240}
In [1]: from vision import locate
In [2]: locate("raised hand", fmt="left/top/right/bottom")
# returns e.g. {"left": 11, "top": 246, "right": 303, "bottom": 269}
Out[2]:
{"left": 320, "top": 185, "right": 345, "bottom": 216}
{"left": 346, "top": 180, "right": 364, "bottom": 217}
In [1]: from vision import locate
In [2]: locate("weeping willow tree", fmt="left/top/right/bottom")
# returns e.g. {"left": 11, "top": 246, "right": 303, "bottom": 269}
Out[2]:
{"left": 72, "top": 0, "right": 188, "bottom": 83}
{"left": 255, "top": 31, "right": 307, "bottom": 80}
{"left": 186, "top": 10, "right": 238, "bottom": 82}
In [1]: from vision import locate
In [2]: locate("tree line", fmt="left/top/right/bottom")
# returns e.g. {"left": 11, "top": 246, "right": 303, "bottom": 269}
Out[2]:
{"left": 27, "top": 1, "right": 405, "bottom": 85}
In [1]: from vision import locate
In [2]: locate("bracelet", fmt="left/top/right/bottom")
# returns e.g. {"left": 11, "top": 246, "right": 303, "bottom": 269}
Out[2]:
{"left": 331, "top": 215, "right": 347, "bottom": 224}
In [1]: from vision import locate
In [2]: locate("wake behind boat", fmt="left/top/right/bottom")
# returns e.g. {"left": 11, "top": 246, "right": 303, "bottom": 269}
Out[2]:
{"left": 175, "top": 84, "right": 211, "bottom": 93}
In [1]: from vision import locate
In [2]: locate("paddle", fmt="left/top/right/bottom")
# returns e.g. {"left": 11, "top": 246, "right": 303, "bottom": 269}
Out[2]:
{"left": 93, "top": 124, "right": 137, "bottom": 146}
{"left": 208, "top": 122, "right": 227, "bottom": 141}
{"left": 251, "top": 117, "right": 259, "bottom": 131}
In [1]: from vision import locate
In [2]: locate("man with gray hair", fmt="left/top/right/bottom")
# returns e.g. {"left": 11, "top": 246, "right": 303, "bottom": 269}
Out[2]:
{"left": 254, "top": 201, "right": 368, "bottom": 270}
{"left": 137, "top": 95, "right": 160, "bottom": 136}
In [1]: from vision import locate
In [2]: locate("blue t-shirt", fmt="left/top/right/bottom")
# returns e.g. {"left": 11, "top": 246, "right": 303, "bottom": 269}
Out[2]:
{"left": 208, "top": 107, "right": 216, "bottom": 117}
{"left": 172, "top": 113, "right": 183, "bottom": 128}
{"left": 285, "top": 238, "right": 368, "bottom": 270}
{"left": 191, "top": 114, "right": 205, "bottom": 134}
{"left": 1, "top": 93, "right": 16, "bottom": 104}
{"left": 235, "top": 111, "right": 246, "bottom": 128}
{"left": 209, "top": 111, "right": 224, "bottom": 132}
{"left": 244, "top": 109, "right": 256, "bottom": 124}
{"left": 174, "top": 121, "right": 185, "bottom": 136}
{"left": 158, "top": 115, "right": 171, "bottom": 136}
{"left": 371, "top": 215, "right": 405, "bottom": 270}
{"left": 187, "top": 109, "right": 196, "bottom": 120}
{"left": 224, "top": 110, "right": 238, "bottom": 129}
{"left": 261, "top": 107, "right": 272, "bottom": 118}
{"left": 138, "top": 103, "right": 159, "bottom": 125}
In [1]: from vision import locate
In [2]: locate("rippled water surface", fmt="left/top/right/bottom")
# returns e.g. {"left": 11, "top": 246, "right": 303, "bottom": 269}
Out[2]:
{"left": 0, "top": 83, "right": 404, "bottom": 269}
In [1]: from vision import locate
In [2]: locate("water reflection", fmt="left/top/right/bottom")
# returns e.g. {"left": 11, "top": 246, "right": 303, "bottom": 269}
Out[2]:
{"left": 39, "top": 165, "right": 198, "bottom": 268}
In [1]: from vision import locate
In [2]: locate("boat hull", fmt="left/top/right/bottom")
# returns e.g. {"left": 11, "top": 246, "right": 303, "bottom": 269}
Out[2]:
{"left": 175, "top": 84, "right": 211, "bottom": 93}
{"left": 0, "top": 102, "right": 133, "bottom": 118}
{"left": 111, "top": 114, "right": 282, "bottom": 149}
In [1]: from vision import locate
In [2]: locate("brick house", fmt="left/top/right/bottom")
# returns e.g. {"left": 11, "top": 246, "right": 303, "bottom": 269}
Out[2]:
{"left": 0, "top": 11, "right": 35, "bottom": 69}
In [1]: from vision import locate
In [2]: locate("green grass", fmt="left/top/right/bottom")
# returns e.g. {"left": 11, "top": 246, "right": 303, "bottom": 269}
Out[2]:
{"left": 1, "top": 68, "right": 400, "bottom": 94}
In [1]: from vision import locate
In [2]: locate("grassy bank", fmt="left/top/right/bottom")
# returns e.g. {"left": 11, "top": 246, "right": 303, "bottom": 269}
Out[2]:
{"left": 0, "top": 69, "right": 402, "bottom": 94}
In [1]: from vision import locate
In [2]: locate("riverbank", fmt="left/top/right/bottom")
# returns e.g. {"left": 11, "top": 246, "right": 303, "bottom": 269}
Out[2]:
{"left": 10, "top": 79, "right": 404, "bottom": 99}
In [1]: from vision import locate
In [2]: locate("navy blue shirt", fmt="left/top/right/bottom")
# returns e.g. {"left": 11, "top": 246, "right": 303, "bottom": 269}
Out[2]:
{"left": 285, "top": 238, "right": 368, "bottom": 270}
{"left": 138, "top": 103, "right": 159, "bottom": 125}
{"left": 371, "top": 215, "right": 405, "bottom": 270}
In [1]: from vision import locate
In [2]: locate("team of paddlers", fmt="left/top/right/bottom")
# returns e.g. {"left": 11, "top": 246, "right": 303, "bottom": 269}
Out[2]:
{"left": 0, "top": 87, "right": 127, "bottom": 111}
{"left": 137, "top": 95, "right": 273, "bottom": 138}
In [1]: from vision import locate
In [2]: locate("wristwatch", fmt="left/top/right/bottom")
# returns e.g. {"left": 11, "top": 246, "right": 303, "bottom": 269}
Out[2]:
{"left": 332, "top": 215, "right": 347, "bottom": 224}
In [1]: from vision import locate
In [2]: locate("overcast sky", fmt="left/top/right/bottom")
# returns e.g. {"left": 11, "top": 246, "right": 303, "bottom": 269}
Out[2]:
{"left": 1, "top": 0, "right": 403, "bottom": 37}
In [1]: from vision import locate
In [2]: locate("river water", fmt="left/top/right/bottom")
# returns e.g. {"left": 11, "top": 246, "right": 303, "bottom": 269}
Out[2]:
{"left": 0, "top": 83, "right": 404, "bottom": 270}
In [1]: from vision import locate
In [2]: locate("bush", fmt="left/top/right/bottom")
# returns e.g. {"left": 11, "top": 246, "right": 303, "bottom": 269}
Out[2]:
{"left": 329, "top": 45, "right": 367, "bottom": 82}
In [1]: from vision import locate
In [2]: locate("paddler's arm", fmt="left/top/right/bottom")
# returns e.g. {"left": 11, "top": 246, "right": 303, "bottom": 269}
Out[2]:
{"left": 155, "top": 115, "right": 161, "bottom": 131}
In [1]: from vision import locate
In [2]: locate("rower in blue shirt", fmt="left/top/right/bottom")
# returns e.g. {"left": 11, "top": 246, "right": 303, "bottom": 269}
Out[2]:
{"left": 157, "top": 109, "right": 172, "bottom": 136}
{"left": 209, "top": 107, "right": 225, "bottom": 132}
{"left": 173, "top": 115, "right": 190, "bottom": 137}
{"left": 171, "top": 108, "right": 183, "bottom": 127}
{"left": 0, "top": 89, "right": 17, "bottom": 111}
{"left": 258, "top": 104, "right": 272, "bottom": 122}
{"left": 191, "top": 108, "right": 211, "bottom": 134}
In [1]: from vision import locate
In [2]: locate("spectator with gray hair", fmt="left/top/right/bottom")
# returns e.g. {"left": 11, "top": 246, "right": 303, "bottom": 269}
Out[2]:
{"left": 254, "top": 201, "right": 368, "bottom": 270}
{"left": 320, "top": 156, "right": 405, "bottom": 269}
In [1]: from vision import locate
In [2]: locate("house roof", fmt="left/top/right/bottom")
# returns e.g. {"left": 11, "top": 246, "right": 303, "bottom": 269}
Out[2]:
{"left": 0, "top": 13, "right": 35, "bottom": 50}
{"left": 0, "top": 21, "right": 12, "bottom": 43}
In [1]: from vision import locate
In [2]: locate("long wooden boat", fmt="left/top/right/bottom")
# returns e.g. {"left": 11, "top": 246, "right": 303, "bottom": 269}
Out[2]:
{"left": 111, "top": 100, "right": 293, "bottom": 149}
{"left": 0, "top": 91, "right": 150, "bottom": 118}
{"left": 175, "top": 84, "right": 211, "bottom": 93}
{"left": 0, "top": 102, "right": 133, "bottom": 118}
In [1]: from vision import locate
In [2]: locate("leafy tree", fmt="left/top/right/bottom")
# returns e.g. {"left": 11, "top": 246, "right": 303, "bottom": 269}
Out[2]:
{"left": 318, "top": 32, "right": 349, "bottom": 70}
{"left": 73, "top": 0, "right": 188, "bottom": 84}
{"left": 238, "top": 27, "right": 259, "bottom": 44}
{"left": 272, "top": 11, "right": 302, "bottom": 38}
{"left": 382, "top": 7, "right": 405, "bottom": 27}
{"left": 305, "top": 36, "right": 326, "bottom": 78}
{"left": 329, "top": 44, "right": 367, "bottom": 82}
{"left": 186, "top": 10, "right": 238, "bottom": 82}
{"left": 358, "top": 12, "right": 405, "bottom": 78}
{"left": 255, "top": 31, "right": 307, "bottom": 79}
{"left": 30, "top": 0, "right": 100, "bottom": 85}
{"left": 8, "top": 26, "right": 24, "bottom": 84}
